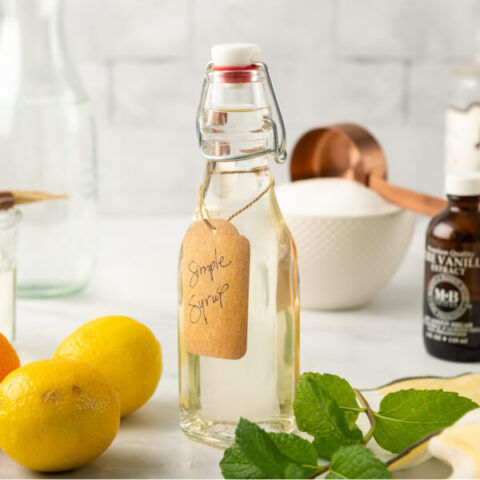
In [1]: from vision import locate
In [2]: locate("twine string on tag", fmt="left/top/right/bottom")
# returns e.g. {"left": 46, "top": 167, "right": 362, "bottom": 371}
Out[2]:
{"left": 198, "top": 187, "right": 216, "bottom": 232}
{"left": 207, "top": 165, "right": 269, "bottom": 175}
{"left": 198, "top": 175, "right": 275, "bottom": 232}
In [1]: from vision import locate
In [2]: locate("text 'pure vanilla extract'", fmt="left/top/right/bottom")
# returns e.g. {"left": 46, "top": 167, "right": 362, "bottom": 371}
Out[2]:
{"left": 424, "top": 173, "right": 480, "bottom": 361}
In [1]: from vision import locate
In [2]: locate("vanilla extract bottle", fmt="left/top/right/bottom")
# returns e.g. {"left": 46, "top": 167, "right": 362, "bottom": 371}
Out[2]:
{"left": 424, "top": 173, "right": 480, "bottom": 361}
{"left": 178, "top": 44, "right": 299, "bottom": 447}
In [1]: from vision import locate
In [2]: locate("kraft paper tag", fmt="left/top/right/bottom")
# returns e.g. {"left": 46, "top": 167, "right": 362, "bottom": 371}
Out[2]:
{"left": 182, "top": 218, "right": 250, "bottom": 360}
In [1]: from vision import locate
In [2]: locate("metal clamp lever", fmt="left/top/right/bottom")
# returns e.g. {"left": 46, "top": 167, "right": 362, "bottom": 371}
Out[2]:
{"left": 196, "top": 62, "right": 287, "bottom": 164}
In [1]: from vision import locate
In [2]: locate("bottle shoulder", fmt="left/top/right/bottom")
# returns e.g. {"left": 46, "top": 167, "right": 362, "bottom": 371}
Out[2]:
{"left": 427, "top": 209, "right": 480, "bottom": 244}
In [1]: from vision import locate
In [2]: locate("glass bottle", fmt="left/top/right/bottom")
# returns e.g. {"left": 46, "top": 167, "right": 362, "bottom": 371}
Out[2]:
{"left": 0, "top": 0, "right": 98, "bottom": 298}
{"left": 424, "top": 173, "right": 480, "bottom": 362}
{"left": 445, "top": 31, "right": 480, "bottom": 175}
{"left": 0, "top": 207, "right": 21, "bottom": 343}
{"left": 178, "top": 44, "right": 299, "bottom": 448}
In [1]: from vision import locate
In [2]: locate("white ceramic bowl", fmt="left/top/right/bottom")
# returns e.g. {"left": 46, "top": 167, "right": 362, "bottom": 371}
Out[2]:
{"left": 277, "top": 180, "right": 416, "bottom": 310}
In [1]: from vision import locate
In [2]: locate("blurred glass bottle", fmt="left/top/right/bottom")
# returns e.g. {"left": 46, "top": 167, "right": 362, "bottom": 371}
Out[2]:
{"left": 0, "top": 0, "right": 98, "bottom": 298}
{"left": 445, "top": 31, "right": 480, "bottom": 175}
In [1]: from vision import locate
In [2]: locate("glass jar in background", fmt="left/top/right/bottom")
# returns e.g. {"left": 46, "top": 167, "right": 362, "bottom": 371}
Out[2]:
{"left": 0, "top": 0, "right": 98, "bottom": 298}
{"left": 0, "top": 208, "right": 21, "bottom": 342}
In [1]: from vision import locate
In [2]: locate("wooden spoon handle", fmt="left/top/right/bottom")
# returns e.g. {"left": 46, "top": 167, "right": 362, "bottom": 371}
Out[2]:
{"left": 9, "top": 190, "right": 68, "bottom": 204}
{"left": 369, "top": 176, "right": 447, "bottom": 217}
{"left": 0, "top": 190, "right": 69, "bottom": 210}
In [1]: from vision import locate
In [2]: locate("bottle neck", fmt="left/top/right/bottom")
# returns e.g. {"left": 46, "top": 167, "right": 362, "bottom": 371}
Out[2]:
{"left": 0, "top": 0, "right": 85, "bottom": 102}
{"left": 199, "top": 69, "right": 271, "bottom": 161}
{"left": 1, "top": 0, "right": 63, "bottom": 60}
{"left": 447, "top": 194, "right": 480, "bottom": 212}
{"left": 201, "top": 156, "right": 274, "bottom": 220}
{"left": 198, "top": 68, "right": 279, "bottom": 220}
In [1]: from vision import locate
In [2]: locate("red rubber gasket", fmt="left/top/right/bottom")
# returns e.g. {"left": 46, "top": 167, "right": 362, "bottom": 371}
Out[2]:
{"left": 212, "top": 64, "right": 258, "bottom": 83}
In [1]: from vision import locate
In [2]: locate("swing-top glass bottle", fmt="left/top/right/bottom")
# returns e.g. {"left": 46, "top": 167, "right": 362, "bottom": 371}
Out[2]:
{"left": 178, "top": 44, "right": 300, "bottom": 447}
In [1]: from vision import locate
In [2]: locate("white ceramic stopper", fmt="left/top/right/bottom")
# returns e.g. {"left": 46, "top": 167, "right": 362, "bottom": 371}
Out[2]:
{"left": 211, "top": 43, "right": 260, "bottom": 67}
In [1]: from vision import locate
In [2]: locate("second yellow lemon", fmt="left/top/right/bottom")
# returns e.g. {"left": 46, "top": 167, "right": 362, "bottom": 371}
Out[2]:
{"left": 54, "top": 315, "right": 162, "bottom": 417}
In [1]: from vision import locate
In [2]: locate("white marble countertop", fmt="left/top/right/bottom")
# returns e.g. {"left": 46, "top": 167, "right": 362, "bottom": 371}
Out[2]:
{"left": 0, "top": 215, "right": 473, "bottom": 479}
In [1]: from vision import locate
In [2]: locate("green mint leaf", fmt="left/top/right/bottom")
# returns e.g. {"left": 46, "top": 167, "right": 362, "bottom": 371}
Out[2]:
{"left": 220, "top": 444, "right": 266, "bottom": 479}
{"left": 224, "top": 418, "right": 320, "bottom": 479}
{"left": 221, "top": 433, "right": 320, "bottom": 479}
{"left": 294, "top": 373, "right": 362, "bottom": 459}
{"left": 269, "top": 432, "right": 318, "bottom": 466}
{"left": 297, "top": 373, "right": 361, "bottom": 427}
{"left": 290, "top": 462, "right": 322, "bottom": 479}
{"left": 234, "top": 418, "right": 289, "bottom": 478}
{"left": 373, "top": 389, "right": 479, "bottom": 453}
{"left": 313, "top": 426, "right": 363, "bottom": 460}
{"left": 326, "top": 445, "right": 392, "bottom": 479}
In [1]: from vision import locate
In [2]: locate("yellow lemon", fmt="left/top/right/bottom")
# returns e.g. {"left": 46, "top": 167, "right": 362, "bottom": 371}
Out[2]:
{"left": 0, "top": 359, "right": 120, "bottom": 472}
{"left": 54, "top": 315, "right": 162, "bottom": 417}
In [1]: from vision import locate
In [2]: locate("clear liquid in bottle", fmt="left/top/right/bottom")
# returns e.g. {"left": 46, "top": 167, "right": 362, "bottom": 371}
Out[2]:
{"left": 178, "top": 44, "right": 299, "bottom": 448}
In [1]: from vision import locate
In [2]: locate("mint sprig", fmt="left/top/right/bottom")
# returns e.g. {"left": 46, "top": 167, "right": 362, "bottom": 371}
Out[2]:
{"left": 294, "top": 373, "right": 363, "bottom": 459}
{"left": 220, "top": 419, "right": 323, "bottom": 479}
{"left": 296, "top": 373, "right": 361, "bottom": 427}
{"left": 219, "top": 372, "right": 478, "bottom": 479}
{"left": 373, "top": 389, "right": 478, "bottom": 453}
{"left": 220, "top": 419, "right": 389, "bottom": 479}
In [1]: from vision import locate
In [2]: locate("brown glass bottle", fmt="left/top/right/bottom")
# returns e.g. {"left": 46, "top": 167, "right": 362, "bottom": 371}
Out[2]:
{"left": 424, "top": 174, "right": 480, "bottom": 362}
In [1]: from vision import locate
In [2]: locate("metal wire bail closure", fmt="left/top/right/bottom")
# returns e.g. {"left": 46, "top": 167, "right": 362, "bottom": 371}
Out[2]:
{"left": 196, "top": 62, "right": 287, "bottom": 164}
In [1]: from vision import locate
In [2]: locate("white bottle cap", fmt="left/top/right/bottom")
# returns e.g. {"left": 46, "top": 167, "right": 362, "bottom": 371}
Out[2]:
{"left": 445, "top": 173, "right": 480, "bottom": 196}
{"left": 211, "top": 43, "right": 260, "bottom": 67}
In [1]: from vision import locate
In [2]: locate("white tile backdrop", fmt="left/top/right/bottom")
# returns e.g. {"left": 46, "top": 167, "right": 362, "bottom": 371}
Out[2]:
{"left": 64, "top": 0, "right": 480, "bottom": 214}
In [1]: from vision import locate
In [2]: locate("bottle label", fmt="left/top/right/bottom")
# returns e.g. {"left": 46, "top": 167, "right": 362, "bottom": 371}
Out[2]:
{"left": 424, "top": 245, "right": 480, "bottom": 347}
{"left": 445, "top": 103, "right": 480, "bottom": 174}
{"left": 182, "top": 219, "right": 250, "bottom": 360}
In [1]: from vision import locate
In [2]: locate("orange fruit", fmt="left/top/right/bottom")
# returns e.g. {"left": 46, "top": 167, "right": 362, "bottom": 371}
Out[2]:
{"left": 0, "top": 333, "right": 20, "bottom": 382}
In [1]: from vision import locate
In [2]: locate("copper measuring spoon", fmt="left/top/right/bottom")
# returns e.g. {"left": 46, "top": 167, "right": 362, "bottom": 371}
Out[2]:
{"left": 290, "top": 123, "right": 447, "bottom": 217}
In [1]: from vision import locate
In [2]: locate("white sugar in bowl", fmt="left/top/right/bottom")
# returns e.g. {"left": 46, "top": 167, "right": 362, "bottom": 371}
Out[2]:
{"left": 276, "top": 178, "right": 416, "bottom": 310}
